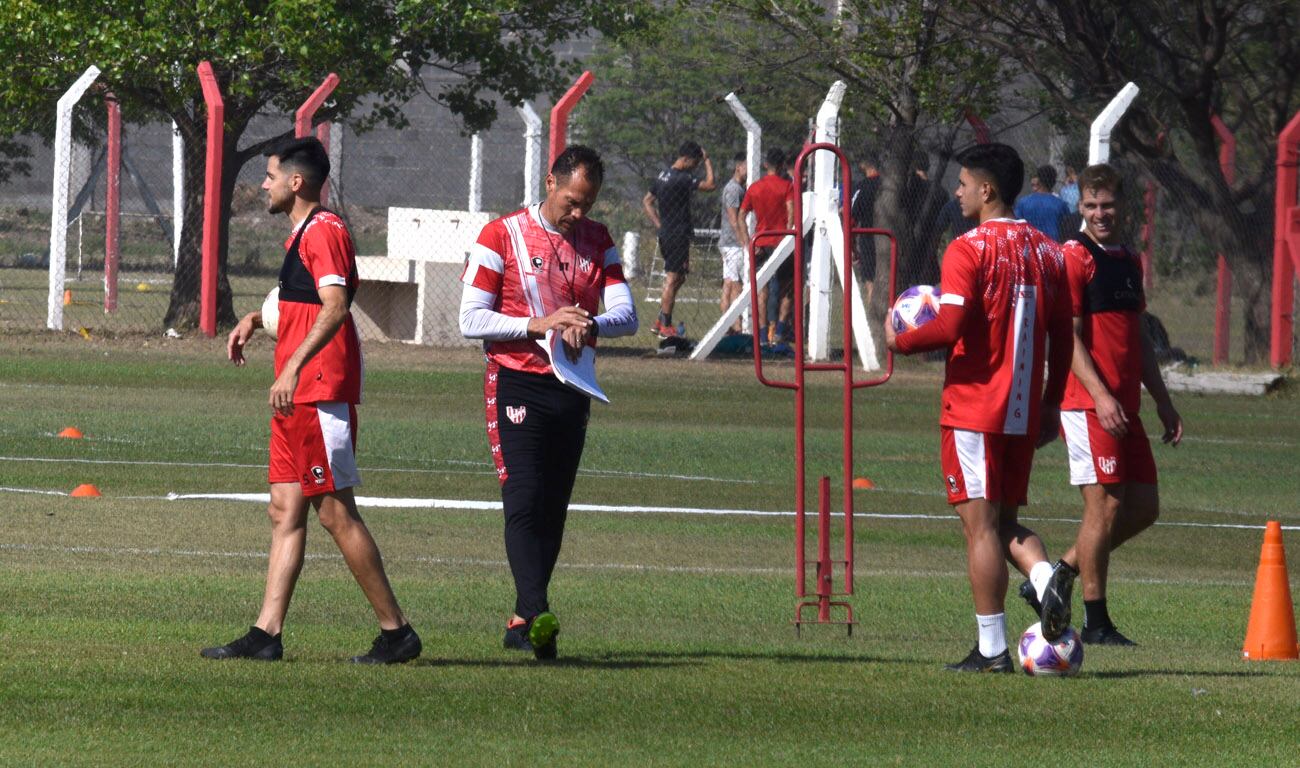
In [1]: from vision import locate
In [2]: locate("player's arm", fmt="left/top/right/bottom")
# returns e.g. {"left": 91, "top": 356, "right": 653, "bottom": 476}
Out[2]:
{"left": 737, "top": 194, "right": 753, "bottom": 248}
{"left": 887, "top": 239, "right": 974, "bottom": 354}
{"left": 268, "top": 285, "right": 348, "bottom": 415}
{"left": 1068, "top": 314, "right": 1126, "bottom": 437}
{"left": 226, "top": 309, "right": 264, "bottom": 366}
{"left": 697, "top": 150, "right": 716, "bottom": 192}
{"left": 642, "top": 191, "right": 660, "bottom": 229}
{"left": 1140, "top": 313, "right": 1183, "bottom": 446}
{"left": 725, "top": 202, "right": 744, "bottom": 246}
{"left": 1037, "top": 279, "right": 1075, "bottom": 446}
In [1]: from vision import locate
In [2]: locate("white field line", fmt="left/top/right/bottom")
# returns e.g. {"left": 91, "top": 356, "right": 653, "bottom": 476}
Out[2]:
{"left": 0, "top": 541, "right": 1262, "bottom": 588}
{"left": 0, "top": 454, "right": 759, "bottom": 485}
{"left": 3, "top": 484, "right": 1292, "bottom": 532}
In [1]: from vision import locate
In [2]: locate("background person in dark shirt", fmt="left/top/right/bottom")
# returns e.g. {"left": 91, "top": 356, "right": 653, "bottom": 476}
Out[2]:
{"left": 850, "top": 150, "right": 882, "bottom": 309}
{"left": 1014, "top": 164, "right": 1072, "bottom": 242}
{"left": 642, "top": 141, "right": 715, "bottom": 337}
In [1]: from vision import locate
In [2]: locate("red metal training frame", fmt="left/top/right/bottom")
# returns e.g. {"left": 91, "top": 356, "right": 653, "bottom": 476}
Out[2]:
{"left": 747, "top": 143, "right": 898, "bottom": 635}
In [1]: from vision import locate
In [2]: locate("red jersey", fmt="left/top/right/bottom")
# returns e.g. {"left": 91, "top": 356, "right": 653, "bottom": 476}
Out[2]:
{"left": 740, "top": 174, "right": 795, "bottom": 246}
{"left": 274, "top": 210, "right": 363, "bottom": 404}
{"left": 1060, "top": 238, "right": 1146, "bottom": 413}
{"left": 936, "top": 218, "right": 1070, "bottom": 435}
{"left": 462, "top": 205, "right": 625, "bottom": 375}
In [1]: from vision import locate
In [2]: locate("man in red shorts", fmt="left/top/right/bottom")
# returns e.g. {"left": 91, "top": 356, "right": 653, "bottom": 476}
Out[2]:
{"left": 886, "top": 143, "right": 1074, "bottom": 672}
{"left": 204, "top": 137, "right": 420, "bottom": 664}
{"left": 1039, "top": 163, "right": 1183, "bottom": 646}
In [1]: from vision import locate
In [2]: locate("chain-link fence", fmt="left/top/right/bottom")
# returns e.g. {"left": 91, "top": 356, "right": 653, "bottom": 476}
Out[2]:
{"left": 1, "top": 78, "right": 1291, "bottom": 366}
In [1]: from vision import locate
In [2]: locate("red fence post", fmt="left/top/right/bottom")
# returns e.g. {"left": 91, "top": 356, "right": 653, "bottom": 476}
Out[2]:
{"left": 104, "top": 94, "right": 121, "bottom": 313}
{"left": 296, "top": 73, "right": 339, "bottom": 205}
{"left": 1271, "top": 111, "right": 1300, "bottom": 369}
{"left": 1211, "top": 114, "right": 1235, "bottom": 366}
{"left": 549, "top": 71, "right": 594, "bottom": 168}
{"left": 196, "top": 62, "right": 224, "bottom": 338}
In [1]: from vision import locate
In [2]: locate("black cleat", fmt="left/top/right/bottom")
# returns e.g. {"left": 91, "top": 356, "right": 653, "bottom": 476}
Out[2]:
{"left": 503, "top": 619, "right": 533, "bottom": 652}
{"left": 528, "top": 612, "right": 559, "bottom": 661}
{"left": 944, "top": 645, "right": 1013, "bottom": 673}
{"left": 350, "top": 625, "right": 422, "bottom": 664}
{"left": 201, "top": 626, "right": 282, "bottom": 661}
{"left": 1040, "top": 559, "right": 1078, "bottom": 641}
{"left": 1019, "top": 579, "right": 1042, "bottom": 615}
{"left": 1081, "top": 624, "right": 1137, "bottom": 646}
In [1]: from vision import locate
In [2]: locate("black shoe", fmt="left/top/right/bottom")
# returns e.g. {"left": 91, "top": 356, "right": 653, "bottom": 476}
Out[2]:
{"left": 350, "top": 625, "right": 422, "bottom": 664}
{"left": 200, "top": 626, "right": 282, "bottom": 661}
{"left": 503, "top": 620, "right": 533, "bottom": 652}
{"left": 1018, "top": 579, "right": 1042, "bottom": 615}
{"left": 528, "top": 612, "right": 559, "bottom": 661}
{"left": 944, "top": 645, "right": 1013, "bottom": 673}
{"left": 1081, "top": 624, "right": 1137, "bottom": 646}
{"left": 1040, "top": 559, "right": 1078, "bottom": 641}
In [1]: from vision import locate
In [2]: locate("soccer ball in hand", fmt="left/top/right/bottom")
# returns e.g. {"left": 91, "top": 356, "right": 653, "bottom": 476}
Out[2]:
{"left": 890, "top": 285, "right": 941, "bottom": 334}
{"left": 261, "top": 286, "right": 280, "bottom": 340}
{"left": 1018, "top": 622, "right": 1084, "bottom": 677}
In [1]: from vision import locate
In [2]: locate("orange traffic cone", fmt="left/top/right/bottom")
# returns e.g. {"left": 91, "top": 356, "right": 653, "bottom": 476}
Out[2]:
{"left": 1242, "top": 521, "right": 1299, "bottom": 661}
{"left": 63, "top": 289, "right": 72, "bottom": 306}
{"left": 69, "top": 483, "right": 101, "bottom": 497}
{"left": 852, "top": 477, "right": 876, "bottom": 490}
{"left": 57, "top": 426, "right": 84, "bottom": 439}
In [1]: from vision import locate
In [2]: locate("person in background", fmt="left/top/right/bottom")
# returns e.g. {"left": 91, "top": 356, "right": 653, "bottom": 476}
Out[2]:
{"left": 1014, "top": 164, "right": 1072, "bottom": 242}
{"left": 643, "top": 141, "right": 715, "bottom": 338}
{"left": 717, "top": 152, "right": 748, "bottom": 333}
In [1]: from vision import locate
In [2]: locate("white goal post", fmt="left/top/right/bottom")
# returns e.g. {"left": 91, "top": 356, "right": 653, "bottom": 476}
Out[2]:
{"left": 47, "top": 65, "right": 101, "bottom": 331}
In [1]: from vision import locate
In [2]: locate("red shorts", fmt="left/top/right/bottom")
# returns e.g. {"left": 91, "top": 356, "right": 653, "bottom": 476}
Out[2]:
{"left": 940, "top": 427, "right": 1036, "bottom": 505}
{"left": 268, "top": 402, "right": 360, "bottom": 496}
{"left": 1060, "top": 409, "right": 1157, "bottom": 486}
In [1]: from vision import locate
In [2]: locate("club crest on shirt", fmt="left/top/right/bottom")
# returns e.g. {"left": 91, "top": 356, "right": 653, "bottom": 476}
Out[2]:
{"left": 579, "top": 255, "right": 592, "bottom": 274}
{"left": 1097, "top": 456, "right": 1117, "bottom": 475}
{"left": 530, "top": 256, "right": 543, "bottom": 270}
{"left": 946, "top": 474, "right": 960, "bottom": 494}
{"left": 506, "top": 405, "right": 527, "bottom": 424}
{"left": 311, "top": 466, "right": 326, "bottom": 484}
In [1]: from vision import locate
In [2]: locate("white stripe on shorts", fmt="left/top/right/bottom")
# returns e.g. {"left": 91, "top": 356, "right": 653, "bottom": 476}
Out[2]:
{"left": 1060, "top": 410, "right": 1097, "bottom": 486}
{"left": 953, "top": 429, "right": 987, "bottom": 500}
{"left": 316, "top": 402, "right": 361, "bottom": 490}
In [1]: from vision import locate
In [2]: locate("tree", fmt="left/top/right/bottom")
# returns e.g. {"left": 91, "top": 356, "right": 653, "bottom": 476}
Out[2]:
{"left": 0, "top": 1, "right": 652, "bottom": 329}
{"left": 957, "top": 0, "right": 1300, "bottom": 362}
{"left": 721, "top": 0, "right": 1008, "bottom": 285}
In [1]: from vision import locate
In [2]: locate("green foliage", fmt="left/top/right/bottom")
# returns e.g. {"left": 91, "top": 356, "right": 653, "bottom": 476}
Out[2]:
{"left": 577, "top": 3, "right": 820, "bottom": 186}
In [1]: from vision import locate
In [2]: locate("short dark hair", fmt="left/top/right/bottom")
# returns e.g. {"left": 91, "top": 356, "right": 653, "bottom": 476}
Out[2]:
{"left": 551, "top": 144, "right": 604, "bottom": 186}
{"left": 912, "top": 148, "right": 930, "bottom": 173}
{"left": 764, "top": 147, "right": 786, "bottom": 168}
{"left": 1035, "top": 164, "right": 1058, "bottom": 189}
{"left": 956, "top": 142, "right": 1024, "bottom": 203}
{"left": 733, "top": 151, "right": 747, "bottom": 164}
{"left": 265, "top": 137, "right": 330, "bottom": 191}
{"left": 1077, "top": 163, "right": 1123, "bottom": 198}
{"left": 678, "top": 141, "right": 704, "bottom": 160}
{"left": 860, "top": 147, "right": 880, "bottom": 167}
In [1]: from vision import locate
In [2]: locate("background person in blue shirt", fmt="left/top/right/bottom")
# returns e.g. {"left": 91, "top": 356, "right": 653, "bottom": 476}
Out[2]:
{"left": 1014, "top": 164, "right": 1072, "bottom": 242}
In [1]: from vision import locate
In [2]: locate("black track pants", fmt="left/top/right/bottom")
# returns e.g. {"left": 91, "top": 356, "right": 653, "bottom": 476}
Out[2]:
{"left": 485, "top": 361, "right": 590, "bottom": 618}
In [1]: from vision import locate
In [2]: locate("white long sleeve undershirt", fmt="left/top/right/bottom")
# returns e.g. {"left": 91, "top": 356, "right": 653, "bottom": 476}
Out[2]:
{"left": 458, "top": 280, "right": 638, "bottom": 341}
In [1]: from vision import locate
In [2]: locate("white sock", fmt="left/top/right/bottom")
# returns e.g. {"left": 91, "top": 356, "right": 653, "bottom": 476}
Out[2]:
{"left": 1029, "top": 560, "right": 1053, "bottom": 602}
{"left": 977, "top": 613, "right": 1007, "bottom": 657}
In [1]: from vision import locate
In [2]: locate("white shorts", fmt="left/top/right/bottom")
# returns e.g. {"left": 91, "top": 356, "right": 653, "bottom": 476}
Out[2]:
{"left": 719, "top": 246, "right": 745, "bottom": 283}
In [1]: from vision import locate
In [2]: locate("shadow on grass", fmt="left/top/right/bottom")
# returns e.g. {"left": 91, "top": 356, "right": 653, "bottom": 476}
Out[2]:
{"left": 417, "top": 648, "right": 916, "bottom": 669}
{"left": 419, "top": 656, "right": 700, "bottom": 670}
{"left": 578, "top": 648, "right": 916, "bottom": 666}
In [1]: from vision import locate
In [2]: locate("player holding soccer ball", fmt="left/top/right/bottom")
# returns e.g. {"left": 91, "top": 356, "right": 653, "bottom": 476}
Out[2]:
{"left": 885, "top": 143, "right": 1075, "bottom": 672}
{"left": 207, "top": 137, "right": 420, "bottom": 664}
{"left": 1036, "top": 163, "right": 1183, "bottom": 646}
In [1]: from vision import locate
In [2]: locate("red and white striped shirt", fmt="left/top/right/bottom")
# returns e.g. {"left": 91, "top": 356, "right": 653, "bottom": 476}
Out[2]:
{"left": 460, "top": 205, "right": 633, "bottom": 374}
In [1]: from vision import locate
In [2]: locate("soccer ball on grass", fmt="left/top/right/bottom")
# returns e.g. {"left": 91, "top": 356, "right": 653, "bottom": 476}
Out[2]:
{"left": 1017, "top": 621, "right": 1084, "bottom": 677}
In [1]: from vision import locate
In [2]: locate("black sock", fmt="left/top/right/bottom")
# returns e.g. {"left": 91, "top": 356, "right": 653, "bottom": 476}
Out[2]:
{"left": 382, "top": 623, "right": 412, "bottom": 641}
{"left": 659, "top": 311, "right": 671, "bottom": 326}
{"left": 1083, "top": 599, "right": 1111, "bottom": 630}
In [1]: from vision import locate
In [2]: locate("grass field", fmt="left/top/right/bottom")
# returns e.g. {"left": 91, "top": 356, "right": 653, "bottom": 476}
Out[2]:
{"left": 1, "top": 333, "right": 1297, "bottom": 766}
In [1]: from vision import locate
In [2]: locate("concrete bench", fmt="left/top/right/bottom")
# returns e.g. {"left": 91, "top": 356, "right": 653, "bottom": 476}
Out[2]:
{"left": 350, "top": 207, "right": 493, "bottom": 345}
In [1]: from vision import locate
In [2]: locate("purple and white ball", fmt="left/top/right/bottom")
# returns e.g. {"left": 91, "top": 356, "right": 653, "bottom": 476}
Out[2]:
{"left": 1018, "top": 622, "right": 1084, "bottom": 677}
{"left": 890, "top": 285, "right": 942, "bottom": 334}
